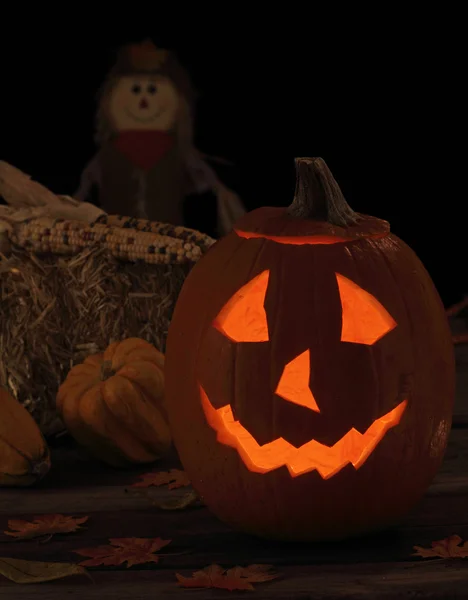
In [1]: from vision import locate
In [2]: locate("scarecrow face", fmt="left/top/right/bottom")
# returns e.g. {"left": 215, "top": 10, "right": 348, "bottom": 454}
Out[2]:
{"left": 198, "top": 269, "right": 408, "bottom": 480}
{"left": 108, "top": 75, "right": 180, "bottom": 131}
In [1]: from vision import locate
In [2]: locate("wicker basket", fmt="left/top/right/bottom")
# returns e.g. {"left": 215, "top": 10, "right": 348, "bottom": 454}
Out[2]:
{"left": 0, "top": 163, "right": 215, "bottom": 437}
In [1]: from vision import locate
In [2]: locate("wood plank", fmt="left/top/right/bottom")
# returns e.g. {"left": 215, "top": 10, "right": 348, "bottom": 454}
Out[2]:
{"left": 0, "top": 440, "right": 185, "bottom": 514}
{"left": 1, "top": 467, "right": 468, "bottom": 516}
{"left": 2, "top": 425, "right": 468, "bottom": 516}
{"left": 0, "top": 491, "right": 467, "bottom": 568}
{"left": 1, "top": 561, "right": 468, "bottom": 600}
{"left": 0, "top": 483, "right": 190, "bottom": 514}
{"left": 40, "top": 440, "right": 183, "bottom": 488}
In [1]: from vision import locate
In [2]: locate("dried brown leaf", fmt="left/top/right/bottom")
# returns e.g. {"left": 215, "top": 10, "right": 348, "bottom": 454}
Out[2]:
{"left": 0, "top": 556, "right": 90, "bottom": 584}
{"left": 413, "top": 534, "right": 468, "bottom": 558}
{"left": 153, "top": 490, "right": 201, "bottom": 511}
{"left": 74, "top": 537, "right": 171, "bottom": 568}
{"left": 176, "top": 563, "right": 280, "bottom": 591}
{"left": 4, "top": 514, "right": 88, "bottom": 540}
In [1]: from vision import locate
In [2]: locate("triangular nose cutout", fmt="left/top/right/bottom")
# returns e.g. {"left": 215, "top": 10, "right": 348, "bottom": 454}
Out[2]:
{"left": 275, "top": 349, "right": 320, "bottom": 412}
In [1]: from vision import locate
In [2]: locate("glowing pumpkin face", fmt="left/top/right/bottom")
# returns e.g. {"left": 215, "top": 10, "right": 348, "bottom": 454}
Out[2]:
{"left": 200, "top": 269, "right": 407, "bottom": 480}
{"left": 165, "top": 157, "right": 455, "bottom": 542}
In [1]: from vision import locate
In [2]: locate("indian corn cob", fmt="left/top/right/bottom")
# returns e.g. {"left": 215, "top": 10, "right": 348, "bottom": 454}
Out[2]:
{"left": 9, "top": 216, "right": 216, "bottom": 265}
{"left": 96, "top": 214, "right": 214, "bottom": 253}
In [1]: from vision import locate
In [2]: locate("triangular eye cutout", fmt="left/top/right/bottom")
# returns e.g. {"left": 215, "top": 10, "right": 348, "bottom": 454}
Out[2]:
{"left": 275, "top": 349, "right": 320, "bottom": 412}
{"left": 213, "top": 270, "right": 270, "bottom": 342}
{"left": 336, "top": 273, "right": 397, "bottom": 345}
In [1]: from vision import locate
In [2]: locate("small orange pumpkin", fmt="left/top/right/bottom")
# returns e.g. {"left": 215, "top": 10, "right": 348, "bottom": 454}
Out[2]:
{"left": 0, "top": 387, "right": 51, "bottom": 486}
{"left": 56, "top": 337, "right": 171, "bottom": 467}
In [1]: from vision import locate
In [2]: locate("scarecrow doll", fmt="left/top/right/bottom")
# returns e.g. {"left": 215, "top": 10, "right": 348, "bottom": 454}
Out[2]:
{"left": 75, "top": 39, "right": 245, "bottom": 236}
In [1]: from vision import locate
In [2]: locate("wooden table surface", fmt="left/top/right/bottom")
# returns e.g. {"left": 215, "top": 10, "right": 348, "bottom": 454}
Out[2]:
{"left": 1, "top": 319, "right": 468, "bottom": 599}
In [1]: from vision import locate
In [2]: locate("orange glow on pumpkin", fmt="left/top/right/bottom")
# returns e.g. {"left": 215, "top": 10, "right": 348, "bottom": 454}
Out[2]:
{"left": 204, "top": 270, "right": 404, "bottom": 479}
{"left": 336, "top": 273, "right": 397, "bottom": 345}
{"left": 275, "top": 349, "right": 320, "bottom": 412}
{"left": 234, "top": 229, "right": 355, "bottom": 245}
{"left": 234, "top": 229, "right": 388, "bottom": 245}
{"left": 213, "top": 270, "right": 270, "bottom": 342}
{"left": 200, "top": 385, "right": 407, "bottom": 479}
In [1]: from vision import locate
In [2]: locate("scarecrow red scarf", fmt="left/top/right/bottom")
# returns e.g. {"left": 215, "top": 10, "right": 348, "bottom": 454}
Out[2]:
{"left": 113, "top": 130, "right": 174, "bottom": 171}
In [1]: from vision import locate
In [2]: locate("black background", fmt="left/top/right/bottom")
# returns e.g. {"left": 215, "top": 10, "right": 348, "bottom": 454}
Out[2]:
{"left": 0, "top": 16, "right": 463, "bottom": 307}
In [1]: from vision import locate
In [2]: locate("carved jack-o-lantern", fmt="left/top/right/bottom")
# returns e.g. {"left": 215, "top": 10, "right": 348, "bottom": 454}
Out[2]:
{"left": 165, "top": 158, "right": 455, "bottom": 541}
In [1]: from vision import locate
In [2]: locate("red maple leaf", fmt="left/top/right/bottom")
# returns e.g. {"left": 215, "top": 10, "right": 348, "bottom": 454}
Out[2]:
{"left": 176, "top": 563, "right": 280, "bottom": 591}
{"left": 4, "top": 514, "right": 88, "bottom": 540}
{"left": 413, "top": 534, "right": 468, "bottom": 558}
{"left": 74, "top": 537, "right": 172, "bottom": 568}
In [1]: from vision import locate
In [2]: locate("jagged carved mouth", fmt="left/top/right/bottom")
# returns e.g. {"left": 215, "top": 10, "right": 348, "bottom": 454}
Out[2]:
{"left": 199, "top": 384, "right": 407, "bottom": 479}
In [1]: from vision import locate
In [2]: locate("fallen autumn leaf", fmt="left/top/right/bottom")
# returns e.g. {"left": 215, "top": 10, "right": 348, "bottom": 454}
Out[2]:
{"left": 153, "top": 489, "right": 200, "bottom": 511}
{"left": 4, "top": 514, "right": 88, "bottom": 541}
{"left": 74, "top": 537, "right": 172, "bottom": 568}
{"left": 131, "top": 469, "right": 190, "bottom": 490}
{"left": 176, "top": 563, "right": 280, "bottom": 591}
{"left": 0, "top": 557, "right": 91, "bottom": 584}
{"left": 413, "top": 535, "right": 468, "bottom": 558}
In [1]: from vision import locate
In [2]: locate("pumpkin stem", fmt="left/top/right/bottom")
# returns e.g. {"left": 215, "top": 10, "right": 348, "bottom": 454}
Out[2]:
{"left": 288, "top": 157, "right": 359, "bottom": 226}
{"left": 100, "top": 360, "right": 115, "bottom": 381}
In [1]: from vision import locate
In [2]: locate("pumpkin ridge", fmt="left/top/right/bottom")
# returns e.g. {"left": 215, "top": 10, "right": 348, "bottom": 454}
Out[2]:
{"left": 0, "top": 435, "right": 37, "bottom": 470}
{"left": 107, "top": 338, "right": 163, "bottom": 371}
{"left": 373, "top": 234, "right": 454, "bottom": 421}
{"left": 67, "top": 416, "right": 134, "bottom": 468}
{"left": 78, "top": 385, "right": 157, "bottom": 465}
{"left": 268, "top": 248, "right": 289, "bottom": 530}
{"left": 118, "top": 359, "right": 164, "bottom": 372}
{"left": 125, "top": 376, "right": 168, "bottom": 422}
{"left": 84, "top": 352, "right": 105, "bottom": 367}
{"left": 230, "top": 235, "right": 273, "bottom": 516}
{"left": 370, "top": 236, "right": 419, "bottom": 423}
{"left": 100, "top": 360, "right": 115, "bottom": 381}
{"left": 102, "top": 341, "right": 120, "bottom": 362}
{"left": 0, "top": 392, "right": 46, "bottom": 456}
{"left": 374, "top": 235, "right": 417, "bottom": 345}
{"left": 0, "top": 465, "right": 49, "bottom": 486}
{"left": 97, "top": 380, "right": 166, "bottom": 462}
{"left": 102, "top": 376, "right": 171, "bottom": 456}
{"left": 117, "top": 351, "right": 164, "bottom": 371}
{"left": 57, "top": 374, "right": 102, "bottom": 418}
{"left": 99, "top": 391, "right": 160, "bottom": 462}
{"left": 117, "top": 362, "right": 165, "bottom": 407}
{"left": 343, "top": 240, "right": 383, "bottom": 426}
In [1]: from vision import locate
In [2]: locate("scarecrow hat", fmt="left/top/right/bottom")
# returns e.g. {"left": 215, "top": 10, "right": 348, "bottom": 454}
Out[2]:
{"left": 110, "top": 38, "right": 196, "bottom": 105}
